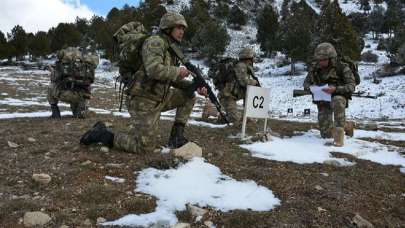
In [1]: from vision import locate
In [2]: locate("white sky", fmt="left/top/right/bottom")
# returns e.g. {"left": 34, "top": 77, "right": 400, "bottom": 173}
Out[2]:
{"left": 0, "top": 0, "right": 95, "bottom": 35}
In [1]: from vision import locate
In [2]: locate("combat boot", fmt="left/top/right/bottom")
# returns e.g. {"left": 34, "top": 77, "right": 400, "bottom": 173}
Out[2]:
{"left": 50, "top": 104, "right": 61, "bottom": 119}
{"left": 168, "top": 122, "right": 189, "bottom": 149}
{"left": 333, "top": 127, "right": 345, "bottom": 147}
{"left": 80, "top": 121, "right": 114, "bottom": 147}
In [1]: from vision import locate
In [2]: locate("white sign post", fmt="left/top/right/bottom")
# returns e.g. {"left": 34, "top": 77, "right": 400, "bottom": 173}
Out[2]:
{"left": 241, "top": 85, "right": 271, "bottom": 139}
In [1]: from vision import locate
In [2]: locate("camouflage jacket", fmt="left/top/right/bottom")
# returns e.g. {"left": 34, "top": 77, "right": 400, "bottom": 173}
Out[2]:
{"left": 303, "top": 60, "right": 356, "bottom": 97}
{"left": 128, "top": 32, "right": 191, "bottom": 102}
{"left": 220, "top": 61, "right": 257, "bottom": 99}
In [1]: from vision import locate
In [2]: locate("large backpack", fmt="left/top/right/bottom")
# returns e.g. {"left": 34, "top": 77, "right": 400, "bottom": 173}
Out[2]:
{"left": 208, "top": 57, "right": 238, "bottom": 90}
{"left": 56, "top": 47, "right": 98, "bottom": 85}
{"left": 113, "top": 21, "right": 148, "bottom": 86}
{"left": 337, "top": 56, "right": 361, "bottom": 86}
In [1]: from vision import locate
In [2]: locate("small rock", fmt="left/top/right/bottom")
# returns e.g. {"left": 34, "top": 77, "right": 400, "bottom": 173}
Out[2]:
{"left": 27, "top": 137, "right": 36, "bottom": 142}
{"left": 317, "top": 207, "right": 327, "bottom": 212}
{"left": 96, "top": 217, "right": 106, "bottom": 224}
{"left": 32, "top": 173, "right": 51, "bottom": 185}
{"left": 83, "top": 218, "right": 92, "bottom": 226}
{"left": 81, "top": 160, "right": 92, "bottom": 166}
{"left": 23, "top": 211, "right": 51, "bottom": 227}
{"left": 171, "top": 223, "right": 191, "bottom": 228}
{"left": 315, "top": 185, "right": 324, "bottom": 191}
{"left": 59, "top": 225, "right": 69, "bottom": 228}
{"left": 172, "top": 142, "right": 202, "bottom": 160}
{"left": 204, "top": 221, "right": 214, "bottom": 227}
{"left": 106, "top": 163, "right": 124, "bottom": 169}
{"left": 153, "top": 148, "right": 162, "bottom": 153}
{"left": 323, "top": 159, "right": 341, "bottom": 167}
{"left": 8, "top": 141, "right": 19, "bottom": 148}
{"left": 100, "top": 146, "right": 109, "bottom": 153}
{"left": 352, "top": 214, "right": 374, "bottom": 228}
{"left": 320, "top": 172, "right": 329, "bottom": 177}
{"left": 187, "top": 204, "right": 208, "bottom": 217}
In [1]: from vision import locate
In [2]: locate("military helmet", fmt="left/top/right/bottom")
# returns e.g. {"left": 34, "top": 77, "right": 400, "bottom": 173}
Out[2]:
{"left": 314, "top": 42, "right": 337, "bottom": 60}
{"left": 159, "top": 12, "right": 188, "bottom": 30}
{"left": 239, "top": 47, "right": 255, "bottom": 59}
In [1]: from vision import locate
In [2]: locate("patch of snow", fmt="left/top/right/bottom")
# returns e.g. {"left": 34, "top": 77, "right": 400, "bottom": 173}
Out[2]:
{"left": 0, "top": 111, "right": 71, "bottom": 119}
{"left": 354, "top": 130, "right": 405, "bottom": 141}
{"left": 104, "top": 158, "right": 280, "bottom": 227}
{"left": 241, "top": 129, "right": 405, "bottom": 167}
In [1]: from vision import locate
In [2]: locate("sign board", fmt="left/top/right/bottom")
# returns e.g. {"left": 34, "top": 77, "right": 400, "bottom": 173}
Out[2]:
{"left": 243, "top": 85, "right": 271, "bottom": 118}
{"left": 241, "top": 85, "right": 271, "bottom": 139}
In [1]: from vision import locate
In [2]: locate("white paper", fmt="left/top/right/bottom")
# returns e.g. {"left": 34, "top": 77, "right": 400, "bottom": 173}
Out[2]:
{"left": 309, "top": 84, "right": 331, "bottom": 102}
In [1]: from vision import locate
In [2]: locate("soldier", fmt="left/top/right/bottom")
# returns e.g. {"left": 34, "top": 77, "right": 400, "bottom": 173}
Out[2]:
{"left": 48, "top": 47, "right": 98, "bottom": 118}
{"left": 80, "top": 12, "right": 207, "bottom": 152}
{"left": 303, "top": 42, "right": 356, "bottom": 146}
{"left": 218, "top": 48, "right": 259, "bottom": 124}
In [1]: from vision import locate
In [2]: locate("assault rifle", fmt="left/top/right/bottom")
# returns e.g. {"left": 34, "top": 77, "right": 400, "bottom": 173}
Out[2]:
{"left": 293, "top": 89, "right": 379, "bottom": 99}
{"left": 169, "top": 44, "right": 230, "bottom": 124}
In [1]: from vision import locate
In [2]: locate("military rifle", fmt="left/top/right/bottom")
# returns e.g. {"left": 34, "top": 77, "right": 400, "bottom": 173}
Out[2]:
{"left": 169, "top": 44, "right": 230, "bottom": 124}
{"left": 293, "top": 89, "right": 379, "bottom": 99}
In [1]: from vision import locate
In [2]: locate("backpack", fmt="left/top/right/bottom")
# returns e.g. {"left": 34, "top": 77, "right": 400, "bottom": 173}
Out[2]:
{"left": 208, "top": 57, "right": 238, "bottom": 90}
{"left": 337, "top": 56, "right": 361, "bottom": 86}
{"left": 113, "top": 21, "right": 148, "bottom": 86}
{"left": 56, "top": 47, "right": 98, "bottom": 85}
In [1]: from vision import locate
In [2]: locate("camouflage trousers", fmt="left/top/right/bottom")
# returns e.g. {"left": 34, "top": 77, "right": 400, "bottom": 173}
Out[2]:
{"left": 114, "top": 88, "right": 196, "bottom": 153}
{"left": 47, "top": 83, "right": 89, "bottom": 117}
{"left": 316, "top": 95, "right": 347, "bottom": 138}
{"left": 219, "top": 94, "right": 241, "bottom": 124}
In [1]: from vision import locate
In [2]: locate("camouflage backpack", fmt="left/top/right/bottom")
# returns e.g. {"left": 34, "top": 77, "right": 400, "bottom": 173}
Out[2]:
{"left": 56, "top": 47, "right": 98, "bottom": 85}
{"left": 113, "top": 21, "right": 149, "bottom": 87}
{"left": 337, "top": 56, "right": 361, "bottom": 86}
{"left": 208, "top": 57, "right": 238, "bottom": 90}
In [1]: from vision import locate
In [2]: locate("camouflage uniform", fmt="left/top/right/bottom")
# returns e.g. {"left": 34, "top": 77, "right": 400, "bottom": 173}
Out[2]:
{"left": 47, "top": 47, "right": 97, "bottom": 118}
{"left": 303, "top": 43, "right": 356, "bottom": 138}
{"left": 112, "top": 13, "right": 195, "bottom": 153}
{"left": 218, "top": 48, "right": 258, "bottom": 123}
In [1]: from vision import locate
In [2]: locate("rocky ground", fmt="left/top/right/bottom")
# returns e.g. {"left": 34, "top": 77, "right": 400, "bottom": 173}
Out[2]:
{"left": 0, "top": 67, "right": 404, "bottom": 227}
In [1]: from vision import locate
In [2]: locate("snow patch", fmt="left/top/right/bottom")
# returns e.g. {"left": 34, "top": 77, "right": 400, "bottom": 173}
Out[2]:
{"left": 104, "top": 158, "right": 280, "bottom": 227}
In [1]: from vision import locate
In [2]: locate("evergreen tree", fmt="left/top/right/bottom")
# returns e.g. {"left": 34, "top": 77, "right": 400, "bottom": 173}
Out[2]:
{"left": 191, "top": 20, "right": 230, "bottom": 58}
{"left": 368, "top": 5, "right": 385, "bottom": 39}
{"left": 214, "top": 3, "right": 230, "bottom": 19}
{"left": 348, "top": 12, "right": 369, "bottom": 35}
{"left": 49, "top": 23, "right": 81, "bottom": 52}
{"left": 90, "top": 16, "right": 113, "bottom": 58}
{"left": 29, "top": 31, "right": 51, "bottom": 58}
{"left": 281, "top": 0, "right": 317, "bottom": 74}
{"left": 7, "top": 25, "right": 28, "bottom": 60}
{"left": 359, "top": 0, "right": 371, "bottom": 13}
{"left": 227, "top": 6, "right": 247, "bottom": 29}
{"left": 384, "top": 0, "right": 402, "bottom": 36}
{"left": 256, "top": 4, "right": 279, "bottom": 56}
{"left": 315, "top": 0, "right": 362, "bottom": 60}
{"left": 181, "top": 0, "right": 211, "bottom": 45}
{"left": 0, "top": 31, "right": 8, "bottom": 60}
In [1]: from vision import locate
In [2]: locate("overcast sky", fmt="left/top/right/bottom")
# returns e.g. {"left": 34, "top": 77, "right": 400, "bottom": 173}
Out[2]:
{"left": 0, "top": 0, "right": 140, "bottom": 35}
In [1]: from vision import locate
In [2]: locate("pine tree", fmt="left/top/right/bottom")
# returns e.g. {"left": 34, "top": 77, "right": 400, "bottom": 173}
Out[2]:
{"left": 281, "top": 0, "right": 317, "bottom": 74}
{"left": 191, "top": 20, "right": 230, "bottom": 58}
{"left": 0, "top": 31, "right": 8, "bottom": 60}
{"left": 314, "top": 0, "right": 362, "bottom": 60}
{"left": 368, "top": 5, "right": 385, "bottom": 39}
{"left": 256, "top": 4, "right": 279, "bottom": 56}
{"left": 49, "top": 23, "right": 81, "bottom": 52}
{"left": 7, "top": 25, "right": 28, "bottom": 60}
{"left": 384, "top": 0, "right": 402, "bottom": 37}
{"left": 29, "top": 32, "right": 51, "bottom": 59}
{"left": 227, "top": 6, "right": 247, "bottom": 29}
{"left": 359, "top": 0, "right": 371, "bottom": 13}
{"left": 181, "top": 0, "right": 211, "bottom": 44}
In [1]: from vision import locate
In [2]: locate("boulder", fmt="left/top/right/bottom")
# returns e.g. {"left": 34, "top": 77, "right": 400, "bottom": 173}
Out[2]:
{"left": 23, "top": 211, "right": 51, "bottom": 227}
{"left": 172, "top": 142, "right": 202, "bottom": 160}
